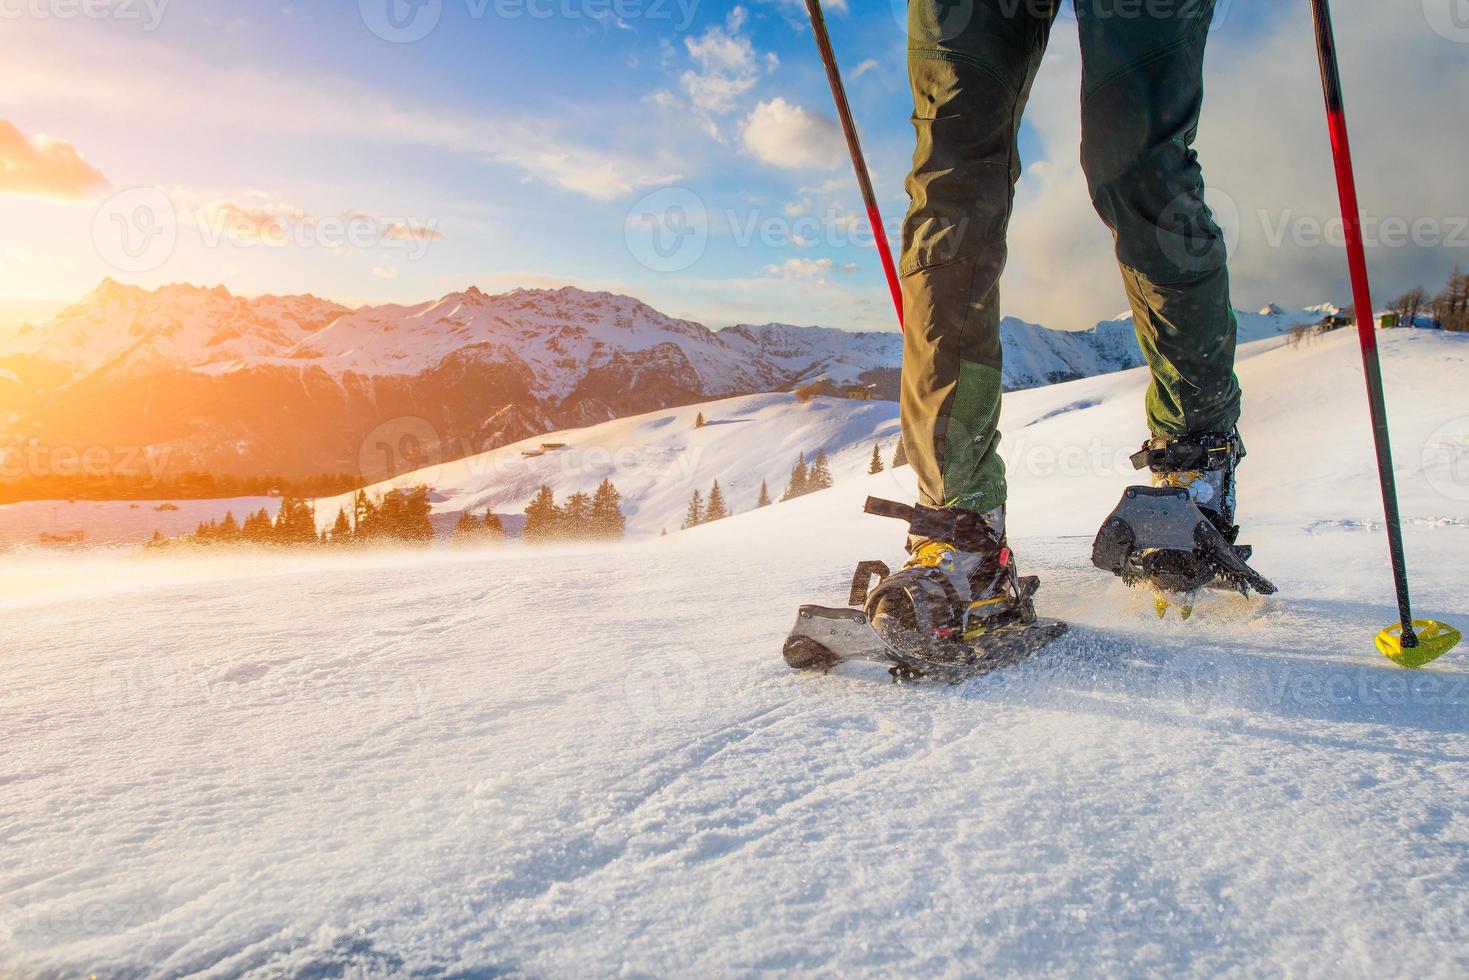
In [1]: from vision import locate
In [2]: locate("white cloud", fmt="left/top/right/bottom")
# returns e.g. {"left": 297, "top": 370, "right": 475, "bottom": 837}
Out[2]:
{"left": 850, "top": 58, "right": 879, "bottom": 81}
{"left": 0, "top": 119, "right": 109, "bottom": 201}
{"left": 372, "top": 266, "right": 399, "bottom": 280}
{"left": 741, "top": 98, "right": 845, "bottom": 170}
{"left": 761, "top": 257, "right": 834, "bottom": 281}
{"left": 382, "top": 222, "right": 444, "bottom": 242}
{"left": 195, "top": 200, "right": 304, "bottom": 245}
{"left": 681, "top": 9, "right": 758, "bottom": 115}
{"left": 677, "top": 6, "right": 777, "bottom": 140}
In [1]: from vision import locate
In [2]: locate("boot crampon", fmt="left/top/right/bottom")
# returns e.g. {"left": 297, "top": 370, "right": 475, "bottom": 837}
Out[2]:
{"left": 1092, "top": 430, "right": 1275, "bottom": 617}
{"left": 783, "top": 497, "right": 1067, "bottom": 682}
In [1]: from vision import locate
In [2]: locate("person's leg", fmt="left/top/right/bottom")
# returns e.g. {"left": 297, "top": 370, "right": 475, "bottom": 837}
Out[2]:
{"left": 901, "top": 0, "right": 1061, "bottom": 515}
{"left": 1077, "top": 0, "right": 1241, "bottom": 439}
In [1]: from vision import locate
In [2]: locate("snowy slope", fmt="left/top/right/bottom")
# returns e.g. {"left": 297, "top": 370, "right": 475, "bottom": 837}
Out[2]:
{"left": 308, "top": 391, "right": 904, "bottom": 537}
{"left": 306, "top": 326, "right": 1303, "bottom": 539}
{"left": 3, "top": 330, "right": 1466, "bottom": 977}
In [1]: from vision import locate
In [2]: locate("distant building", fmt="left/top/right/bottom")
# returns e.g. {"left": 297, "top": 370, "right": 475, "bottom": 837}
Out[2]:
{"left": 521, "top": 450, "right": 544, "bottom": 458}
{"left": 539, "top": 442, "right": 568, "bottom": 451}
{"left": 841, "top": 384, "right": 875, "bottom": 401}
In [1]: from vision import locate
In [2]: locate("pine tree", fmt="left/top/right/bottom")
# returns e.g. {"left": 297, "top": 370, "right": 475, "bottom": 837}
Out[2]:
{"left": 352, "top": 492, "right": 383, "bottom": 540}
{"left": 274, "top": 497, "right": 318, "bottom": 545}
{"left": 695, "top": 412, "right": 707, "bottom": 428}
{"left": 560, "top": 491, "right": 593, "bottom": 536}
{"left": 590, "top": 478, "right": 625, "bottom": 539}
{"left": 781, "top": 453, "right": 809, "bottom": 501}
{"left": 523, "top": 485, "right": 560, "bottom": 542}
{"left": 704, "top": 480, "right": 729, "bottom": 522}
{"left": 453, "top": 509, "right": 483, "bottom": 541}
{"left": 682, "top": 488, "right": 705, "bottom": 529}
{"left": 807, "top": 450, "right": 834, "bottom": 491}
{"left": 243, "top": 507, "right": 274, "bottom": 542}
{"left": 1435, "top": 264, "right": 1469, "bottom": 332}
{"left": 869, "top": 444, "right": 885, "bottom": 474}
{"left": 892, "top": 438, "right": 908, "bottom": 468}
{"left": 453, "top": 508, "right": 504, "bottom": 545}
{"left": 330, "top": 508, "right": 352, "bottom": 544}
{"left": 352, "top": 489, "right": 371, "bottom": 534}
{"left": 373, "top": 487, "right": 434, "bottom": 543}
{"left": 756, "top": 479, "right": 771, "bottom": 508}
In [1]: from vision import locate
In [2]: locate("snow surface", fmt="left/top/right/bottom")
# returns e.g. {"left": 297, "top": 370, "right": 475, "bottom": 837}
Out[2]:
{"left": 310, "top": 391, "right": 904, "bottom": 538}
{"left": 4, "top": 329, "right": 1468, "bottom": 976}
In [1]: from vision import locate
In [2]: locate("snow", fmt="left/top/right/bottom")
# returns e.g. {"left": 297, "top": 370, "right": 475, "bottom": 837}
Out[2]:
{"left": 3, "top": 329, "right": 1467, "bottom": 976}
{"left": 310, "top": 392, "right": 903, "bottom": 537}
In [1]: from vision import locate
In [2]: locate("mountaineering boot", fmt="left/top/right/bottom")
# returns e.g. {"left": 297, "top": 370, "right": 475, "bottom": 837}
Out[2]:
{"left": 864, "top": 504, "right": 1037, "bottom": 658}
{"left": 1092, "top": 429, "right": 1275, "bottom": 602}
{"left": 781, "top": 497, "right": 1068, "bottom": 680}
{"left": 1136, "top": 429, "right": 1244, "bottom": 541}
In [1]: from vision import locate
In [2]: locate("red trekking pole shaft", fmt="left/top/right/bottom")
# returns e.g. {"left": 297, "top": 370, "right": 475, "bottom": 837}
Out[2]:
{"left": 804, "top": 0, "right": 904, "bottom": 331}
{"left": 1308, "top": 0, "right": 1417, "bottom": 645}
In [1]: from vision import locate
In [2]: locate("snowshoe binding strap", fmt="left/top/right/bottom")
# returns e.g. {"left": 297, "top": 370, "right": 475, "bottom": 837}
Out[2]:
{"left": 862, "top": 497, "right": 1002, "bottom": 553}
{"left": 848, "top": 560, "right": 890, "bottom": 607}
{"left": 1130, "top": 431, "right": 1244, "bottom": 474}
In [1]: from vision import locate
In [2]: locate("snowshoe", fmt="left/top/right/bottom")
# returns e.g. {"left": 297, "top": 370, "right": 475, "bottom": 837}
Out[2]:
{"left": 1092, "top": 430, "right": 1275, "bottom": 613}
{"left": 782, "top": 497, "right": 1068, "bottom": 683}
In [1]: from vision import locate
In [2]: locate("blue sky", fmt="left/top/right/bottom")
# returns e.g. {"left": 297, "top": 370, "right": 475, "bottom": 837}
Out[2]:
{"left": 1, "top": 0, "right": 1465, "bottom": 330}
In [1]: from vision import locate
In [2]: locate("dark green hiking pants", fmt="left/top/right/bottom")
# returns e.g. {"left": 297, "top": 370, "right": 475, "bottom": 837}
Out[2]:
{"left": 899, "top": 0, "right": 1242, "bottom": 513}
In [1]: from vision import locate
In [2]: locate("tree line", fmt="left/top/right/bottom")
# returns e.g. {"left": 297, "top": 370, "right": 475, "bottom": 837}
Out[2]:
{"left": 523, "top": 478, "right": 626, "bottom": 542}
{"left": 148, "top": 487, "right": 437, "bottom": 549}
{"left": 674, "top": 441, "right": 908, "bottom": 532}
{"left": 1388, "top": 265, "right": 1469, "bottom": 331}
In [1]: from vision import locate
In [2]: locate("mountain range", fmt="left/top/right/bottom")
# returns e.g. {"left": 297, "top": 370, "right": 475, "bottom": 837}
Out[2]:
{"left": 0, "top": 280, "right": 1311, "bottom": 481}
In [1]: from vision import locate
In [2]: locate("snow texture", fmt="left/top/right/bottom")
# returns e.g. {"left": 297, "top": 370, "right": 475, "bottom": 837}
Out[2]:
{"left": 3, "top": 329, "right": 1467, "bottom": 977}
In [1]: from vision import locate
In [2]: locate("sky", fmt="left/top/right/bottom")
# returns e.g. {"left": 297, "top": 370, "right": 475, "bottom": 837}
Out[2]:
{"left": 1, "top": 0, "right": 1466, "bottom": 331}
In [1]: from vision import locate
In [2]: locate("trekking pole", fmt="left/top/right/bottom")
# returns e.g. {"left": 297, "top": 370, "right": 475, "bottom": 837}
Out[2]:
{"left": 804, "top": 0, "right": 904, "bottom": 331}
{"left": 1308, "top": 0, "right": 1459, "bottom": 666}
